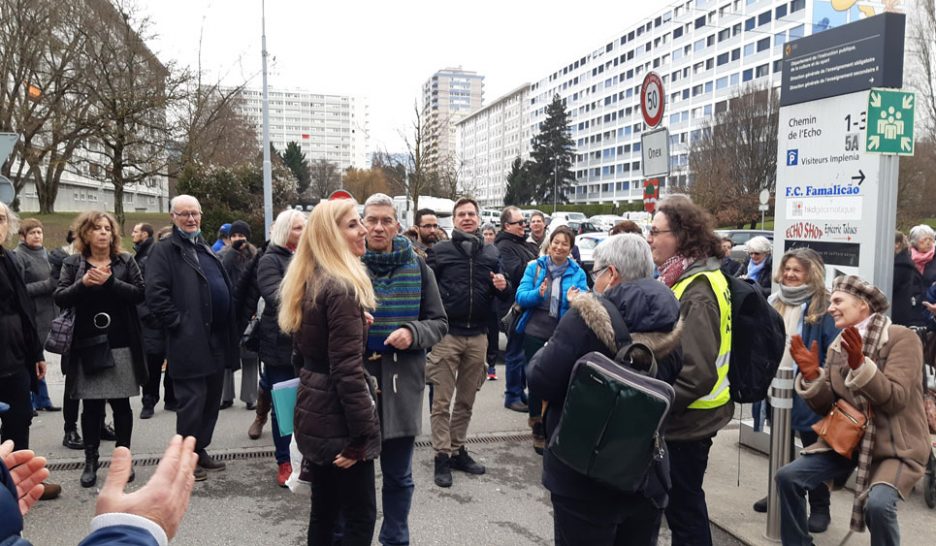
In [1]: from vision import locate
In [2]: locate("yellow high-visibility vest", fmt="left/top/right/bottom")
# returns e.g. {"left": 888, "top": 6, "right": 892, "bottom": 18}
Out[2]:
{"left": 671, "top": 270, "right": 732, "bottom": 410}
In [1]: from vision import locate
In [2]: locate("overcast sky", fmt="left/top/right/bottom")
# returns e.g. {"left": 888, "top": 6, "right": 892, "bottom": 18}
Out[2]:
{"left": 141, "top": 0, "right": 663, "bottom": 153}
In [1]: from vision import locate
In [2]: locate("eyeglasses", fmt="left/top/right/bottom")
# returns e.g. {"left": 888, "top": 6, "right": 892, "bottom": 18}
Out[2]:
{"left": 505, "top": 219, "right": 527, "bottom": 226}
{"left": 420, "top": 223, "right": 438, "bottom": 229}
{"left": 648, "top": 228, "right": 672, "bottom": 237}
{"left": 172, "top": 211, "right": 202, "bottom": 219}
{"left": 591, "top": 266, "right": 610, "bottom": 282}
{"left": 364, "top": 217, "right": 396, "bottom": 228}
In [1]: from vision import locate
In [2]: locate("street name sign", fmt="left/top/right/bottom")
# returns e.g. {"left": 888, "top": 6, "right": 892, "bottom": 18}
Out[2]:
{"left": 641, "top": 127, "right": 670, "bottom": 178}
{"left": 640, "top": 72, "right": 665, "bottom": 128}
{"left": 866, "top": 88, "right": 915, "bottom": 155}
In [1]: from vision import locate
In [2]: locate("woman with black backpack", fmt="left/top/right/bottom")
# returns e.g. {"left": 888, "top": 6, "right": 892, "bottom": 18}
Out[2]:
{"left": 528, "top": 234, "right": 682, "bottom": 545}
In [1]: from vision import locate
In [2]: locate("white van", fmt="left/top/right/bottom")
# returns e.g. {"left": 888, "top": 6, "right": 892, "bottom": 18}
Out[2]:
{"left": 480, "top": 208, "right": 501, "bottom": 227}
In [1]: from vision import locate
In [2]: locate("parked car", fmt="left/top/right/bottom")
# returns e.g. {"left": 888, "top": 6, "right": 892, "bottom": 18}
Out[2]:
{"left": 480, "top": 208, "right": 501, "bottom": 227}
{"left": 715, "top": 229, "right": 774, "bottom": 262}
{"left": 551, "top": 211, "right": 588, "bottom": 225}
{"left": 588, "top": 214, "right": 624, "bottom": 232}
{"left": 576, "top": 221, "right": 603, "bottom": 235}
{"left": 575, "top": 232, "right": 609, "bottom": 272}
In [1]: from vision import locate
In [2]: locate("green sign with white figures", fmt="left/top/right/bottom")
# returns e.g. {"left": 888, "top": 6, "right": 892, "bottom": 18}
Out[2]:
{"left": 865, "top": 89, "right": 915, "bottom": 155}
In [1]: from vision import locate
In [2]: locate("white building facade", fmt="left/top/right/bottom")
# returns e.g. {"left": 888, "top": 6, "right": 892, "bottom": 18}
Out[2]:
{"left": 460, "top": 0, "right": 900, "bottom": 206}
{"left": 456, "top": 84, "right": 531, "bottom": 208}
{"left": 229, "top": 87, "right": 370, "bottom": 171}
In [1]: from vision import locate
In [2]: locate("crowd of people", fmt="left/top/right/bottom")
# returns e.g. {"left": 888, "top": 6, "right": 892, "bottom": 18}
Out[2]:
{"left": 0, "top": 193, "right": 933, "bottom": 546}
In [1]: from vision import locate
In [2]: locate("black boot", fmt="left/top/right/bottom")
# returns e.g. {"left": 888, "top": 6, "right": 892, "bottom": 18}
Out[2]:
{"left": 434, "top": 453, "right": 452, "bottom": 488}
{"left": 80, "top": 447, "right": 99, "bottom": 488}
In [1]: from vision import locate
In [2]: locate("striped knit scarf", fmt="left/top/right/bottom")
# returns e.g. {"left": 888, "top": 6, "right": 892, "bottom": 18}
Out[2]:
{"left": 363, "top": 236, "right": 422, "bottom": 353}
{"left": 848, "top": 312, "right": 890, "bottom": 533}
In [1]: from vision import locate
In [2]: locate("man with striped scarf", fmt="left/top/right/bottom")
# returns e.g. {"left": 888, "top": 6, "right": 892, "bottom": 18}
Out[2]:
{"left": 361, "top": 194, "right": 448, "bottom": 545}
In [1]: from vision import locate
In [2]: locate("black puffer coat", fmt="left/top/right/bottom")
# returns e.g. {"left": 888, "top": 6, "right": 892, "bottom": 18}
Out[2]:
{"left": 427, "top": 229, "right": 510, "bottom": 336}
{"left": 256, "top": 244, "right": 293, "bottom": 368}
{"left": 293, "top": 278, "right": 380, "bottom": 465}
{"left": 528, "top": 280, "right": 682, "bottom": 508}
{"left": 892, "top": 249, "right": 922, "bottom": 326}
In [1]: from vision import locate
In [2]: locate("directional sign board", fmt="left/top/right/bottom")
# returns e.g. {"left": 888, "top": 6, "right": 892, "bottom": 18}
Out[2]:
{"left": 640, "top": 72, "right": 665, "bottom": 128}
{"left": 779, "top": 13, "right": 904, "bottom": 107}
{"left": 866, "top": 88, "right": 915, "bottom": 155}
{"left": 641, "top": 127, "right": 670, "bottom": 178}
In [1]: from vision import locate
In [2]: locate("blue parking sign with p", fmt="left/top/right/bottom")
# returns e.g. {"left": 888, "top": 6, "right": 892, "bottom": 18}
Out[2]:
{"left": 786, "top": 149, "right": 798, "bottom": 166}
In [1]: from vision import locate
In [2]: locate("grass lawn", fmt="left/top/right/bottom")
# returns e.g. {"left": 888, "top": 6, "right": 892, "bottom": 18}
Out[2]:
{"left": 11, "top": 211, "right": 170, "bottom": 250}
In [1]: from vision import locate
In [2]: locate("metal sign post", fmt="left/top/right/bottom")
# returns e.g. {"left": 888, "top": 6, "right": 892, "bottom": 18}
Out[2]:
{"left": 0, "top": 133, "right": 19, "bottom": 206}
{"left": 767, "top": 12, "right": 906, "bottom": 542}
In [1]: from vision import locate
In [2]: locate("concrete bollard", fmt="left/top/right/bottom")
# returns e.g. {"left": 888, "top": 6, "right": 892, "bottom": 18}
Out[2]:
{"left": 765, "top": 366, "right": 795, "bottom": 542}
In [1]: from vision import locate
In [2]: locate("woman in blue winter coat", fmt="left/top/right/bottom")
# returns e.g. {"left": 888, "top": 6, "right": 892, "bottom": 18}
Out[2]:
{"left": 751, "top": 247, "right": 839, "bottom": 533}
{"left": 515, "top": 225, "right": 589, "bottom": 453}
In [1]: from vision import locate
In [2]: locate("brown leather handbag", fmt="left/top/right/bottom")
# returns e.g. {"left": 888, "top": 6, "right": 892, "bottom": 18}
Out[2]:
{"left": 811, "top": 399, "right": 869, "bottom": 460}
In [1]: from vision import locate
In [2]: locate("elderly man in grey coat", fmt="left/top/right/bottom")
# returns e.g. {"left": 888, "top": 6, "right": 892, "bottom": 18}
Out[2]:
{"left": 361, "top": 193, "right": 448, "bottom": 546}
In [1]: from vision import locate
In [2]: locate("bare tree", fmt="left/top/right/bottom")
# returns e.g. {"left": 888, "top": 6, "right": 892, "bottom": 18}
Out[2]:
{"left": 0, "top": 1, "right": 97, "bottom": 212}
{"left": 307, "top": 159, "right": 341, "bottom": 200}
{"left": 908, "top": 0, "right": 936, "bottom": 143}
{"left": 78, "top": 1, "right": 188, "bottom": 229}
{"left": 400, "top": 100, "right": 442, "bottom": 211}
{"left": 688, "top": 84, "right": 779, "bottom": 227}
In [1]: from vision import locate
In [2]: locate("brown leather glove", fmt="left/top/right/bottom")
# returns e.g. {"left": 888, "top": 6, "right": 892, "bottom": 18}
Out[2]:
{"left": 790, "top": 335, "right": 821, "bottom": 381}
{"left": 839, "top": 326, "right": 865, "bottom": 370}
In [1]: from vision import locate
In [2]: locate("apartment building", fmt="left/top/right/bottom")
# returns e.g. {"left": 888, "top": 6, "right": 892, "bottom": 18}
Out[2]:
{"left": 460, "top": 0, "right": 897, "bottom": 206}
{"left": 229, "top": 87, "right": 370, "bottom": 171}
{"left": 422, "top": 67, "right": 484, "bottom": 175}
{"left": 457, "top": 84, "right": 531, "bottom": 208}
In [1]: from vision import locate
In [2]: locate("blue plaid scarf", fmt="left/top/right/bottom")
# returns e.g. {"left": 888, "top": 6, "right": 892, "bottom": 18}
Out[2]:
{"left": 362, "top": 236, "right": 422, "bottom": 353}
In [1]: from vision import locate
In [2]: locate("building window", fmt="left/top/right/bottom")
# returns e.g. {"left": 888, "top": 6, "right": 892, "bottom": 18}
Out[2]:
{"left": 790, "top": 0, "right": 805, "bottom": 13}
{"left": 755, "top": 63, "right": 769, "bottom": 78}
{"left": 743, "top": 68, "right": 753, "bottom": 81}
{"left": 745, "top": 17, "right": 755, "bottom": 31}
{"left": 776, "top": 4, "right": 788, "bottom": 18}
{"left": 717, "top": 52, "right": 729, "bottom": 65}
{"left": 758, "top": 11, "right": 772, "bottom": 26}
{"left": 674, "top": 27, "right": 684, "bottom": 39}
{"left": 744, "top": 42, "right": 755, "bottom": 56}
{"left": 731, "top": 47, "right": 741, "bottom": 61}
{"left": 695, "top": 16, "right": 706, "bottom": 29}
{"left": 757, "top": 37, "right": 770, "bottom": 52}
{"left": 789, "top": 24, "right": 805, "bottom": 38}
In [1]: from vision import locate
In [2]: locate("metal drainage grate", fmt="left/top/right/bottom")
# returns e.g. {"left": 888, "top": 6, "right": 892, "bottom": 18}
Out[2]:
{"left": 46, "top": 432, "right": 531, "bottom": 472}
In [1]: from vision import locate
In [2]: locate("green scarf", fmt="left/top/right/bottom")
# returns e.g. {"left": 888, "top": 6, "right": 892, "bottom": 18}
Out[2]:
{"left": 363, "top": 236, "right": 422, "bottom": 353}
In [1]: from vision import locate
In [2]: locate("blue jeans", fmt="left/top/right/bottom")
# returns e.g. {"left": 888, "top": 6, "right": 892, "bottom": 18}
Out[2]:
{"left": 260, "top": 364, "right": 295, "bottom": 464}
{"left": 503, "top": 333, "right": 527, "bottom": 406}
{"left": 776, "top": 451, "right": 900, "bottom": 546}
{"left": 378, "top": 436, "right": 415, "bottom": 545}
{"left": 30, "top": 378, "right": 53, "bottom": 410}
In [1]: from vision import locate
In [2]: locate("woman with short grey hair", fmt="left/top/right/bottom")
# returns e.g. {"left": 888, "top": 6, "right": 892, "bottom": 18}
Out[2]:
{"left": 591, "top": 233, "right": 655, "bottom": 283}
{"left": 907, "top": 224, "right": 936, "bottom": 326}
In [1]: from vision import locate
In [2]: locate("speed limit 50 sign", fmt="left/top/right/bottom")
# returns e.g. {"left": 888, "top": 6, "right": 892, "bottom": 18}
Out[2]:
{"left": 640, "top": 72, "right": 665, "bottom": 128}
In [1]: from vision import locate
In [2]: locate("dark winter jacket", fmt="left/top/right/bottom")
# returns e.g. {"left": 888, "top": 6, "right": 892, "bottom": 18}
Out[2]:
{"left": 720, "top": 256, "right": 742, "bottom": 278}
{"left": 12, "top": 243, "right": 55, "bottom": 340}
{"left": 427, "top": 229, "right": 510, "bottom": 336}
{"left": 364, "top": 256, "right": 447, "bottom": 440}
{"left": 666, "top": 257, "right": 735, "bottom": 442}
{"left": 892, "top": 249, "right": 923, "bottom": 326}
{"left": 0, "top": 247, "right": 42, "bottom": 391}
{"left": 220, "top": 242, "right": 257, "bottom": 295}
{"left": 768, "top": 293, "right": 840, "bottom": 431}
{"left": 256, "top": 243, "right": 293, "bottom": 368}
{"left": 494, "top": 230, "right": 537, "bottom": 290}
{"left": 54, "top": 252, "right": 147, "bottom": 385}
{"left": 293, "top": 277, "right": 381, "bottom": 465}
{"left": 133, "top": 237, "right": 165, "bottom": 355}
{"left": 143, "top": 228, "right": 238, "bottom": 379}
{"left": 527, "top": 282, "right": 682, "bottom": 507}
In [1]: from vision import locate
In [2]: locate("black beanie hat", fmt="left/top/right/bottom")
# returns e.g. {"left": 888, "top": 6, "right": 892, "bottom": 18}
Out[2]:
{"left": 230, "top": 220, "right": 251, "bottom": 239}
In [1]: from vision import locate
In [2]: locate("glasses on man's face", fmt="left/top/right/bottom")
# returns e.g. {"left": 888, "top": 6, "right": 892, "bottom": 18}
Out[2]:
{"left": 505, "top": 219, "right": 527, "bottom": 226}
{"left": 648, "top": 227, "right": 672, "bottom": 237}
{"left": 420, "top": 223, "right": 438, "bottom": 229}
{"left": 172, "top": 211, "right": 201, "bottom": 220}
{"left": 591, "top": 266, "right": 609, "bottom": 283}
{"left": 364, "top": 217, "right": 396, "bottom": 228}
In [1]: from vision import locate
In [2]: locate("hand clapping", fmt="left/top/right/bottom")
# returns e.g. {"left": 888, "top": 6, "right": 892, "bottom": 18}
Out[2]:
{"left": 82, "top": 264, "right": 112, "bottom": 287}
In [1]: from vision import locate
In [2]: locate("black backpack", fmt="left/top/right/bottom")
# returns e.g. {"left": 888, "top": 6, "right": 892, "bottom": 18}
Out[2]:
{"left": 725, "top": 275, "right": 786, "bottom": 403}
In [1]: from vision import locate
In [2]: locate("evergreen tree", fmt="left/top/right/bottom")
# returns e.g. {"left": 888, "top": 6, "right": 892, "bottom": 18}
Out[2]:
{"left": 503, "top": 156, "right": 534, "bottom": 206}
{"left": 528, "top": 94, "right": 575, "bottom": 210}
{"left": 280, "top": 141, "right": 311, "bottom": 194}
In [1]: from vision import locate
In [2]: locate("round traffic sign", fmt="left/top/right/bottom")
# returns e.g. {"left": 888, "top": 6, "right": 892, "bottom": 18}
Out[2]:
{"left": 640, "top": 72, "right": 665, "bottom": 128}
{"left": 0, "top": 175, "right": 14, "bottom": 206}
{"left": 759, "top": 189, "right": 770, "bottom": 205}
{"left": 328, "top": 190, "right": 354, "bottom": 201}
